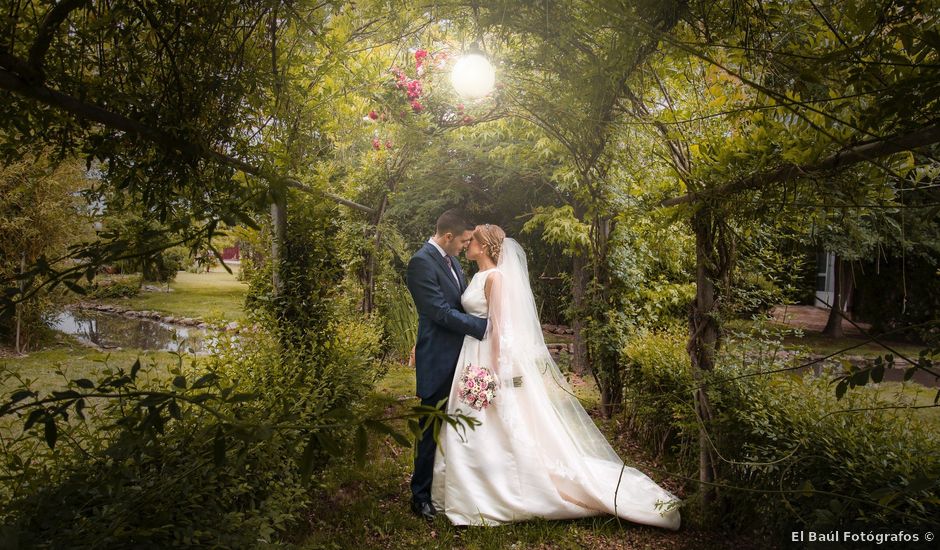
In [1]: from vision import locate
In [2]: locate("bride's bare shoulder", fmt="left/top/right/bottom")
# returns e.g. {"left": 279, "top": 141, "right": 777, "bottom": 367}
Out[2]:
{"left": 483, "top": 269, "right": 502, "bottom": 294}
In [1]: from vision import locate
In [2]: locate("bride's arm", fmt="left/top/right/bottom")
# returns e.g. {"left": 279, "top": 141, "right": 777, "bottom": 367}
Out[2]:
{"left": 484, "top": 270, "right": 504, "bottom": 375}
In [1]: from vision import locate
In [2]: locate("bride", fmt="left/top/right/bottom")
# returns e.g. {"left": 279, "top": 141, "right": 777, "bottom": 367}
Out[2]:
{"left": 431, "top": 224, "right": 681, "bottom": 529}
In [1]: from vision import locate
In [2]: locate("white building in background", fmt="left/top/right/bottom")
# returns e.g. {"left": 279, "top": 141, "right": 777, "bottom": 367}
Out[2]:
{"left": 815, "top": 250, "right": 852, "bottom": 310}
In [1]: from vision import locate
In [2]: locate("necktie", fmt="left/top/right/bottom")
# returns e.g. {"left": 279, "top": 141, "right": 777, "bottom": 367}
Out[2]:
{"left": 444, "top": 256, "right": 459, "bottom": 286}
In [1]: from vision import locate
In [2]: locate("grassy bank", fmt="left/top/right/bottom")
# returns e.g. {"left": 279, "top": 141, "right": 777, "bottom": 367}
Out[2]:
{"left": 0, "top": 338, "right": 179, "bottom": 404}
{"left": 104, "top": 269, "right": 247, "bottom": 322}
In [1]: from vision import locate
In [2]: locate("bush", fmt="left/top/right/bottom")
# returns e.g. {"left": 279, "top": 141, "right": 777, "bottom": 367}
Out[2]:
{"left": 377, "top": 280, "right": 417, "bottom": 361}
{"left": 84, "top": 273, "right": 142, "bottom": 299}
{"left": 621, "top": 324, "right": 940, "bottom": 534}
{"left": 0, "top": 318, "right": 382, "bottom": 548}
{"left": 622, "top": 327, "right": 698, "bottom": 466}
{"left": 1, "top": 194, "right": 389, "bottom": 547}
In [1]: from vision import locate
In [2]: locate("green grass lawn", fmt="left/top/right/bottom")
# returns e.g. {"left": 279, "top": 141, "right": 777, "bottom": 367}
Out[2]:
{"left": 724, "top": 318, "right": 930, "bottom": 360}
{"left": 779, "top": 331, "right": 929, "bottom": 360}
{"left": 106, "top": 269, "right": 248, "bottom": 322}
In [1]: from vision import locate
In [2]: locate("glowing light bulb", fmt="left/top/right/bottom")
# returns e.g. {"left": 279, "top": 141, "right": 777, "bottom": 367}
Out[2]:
{"left": 451, "top": 54, "right": 495, "bottom": 99}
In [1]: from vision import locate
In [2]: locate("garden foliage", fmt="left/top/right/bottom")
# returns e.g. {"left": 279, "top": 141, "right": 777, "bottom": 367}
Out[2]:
{"left": 622, "top": 324, "right": 939, "bottom": 534}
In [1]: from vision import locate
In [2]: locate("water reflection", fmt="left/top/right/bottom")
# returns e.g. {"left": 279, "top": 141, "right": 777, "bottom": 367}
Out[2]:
{"left": 49, "top": 310, "right": 209, "bottom": 354}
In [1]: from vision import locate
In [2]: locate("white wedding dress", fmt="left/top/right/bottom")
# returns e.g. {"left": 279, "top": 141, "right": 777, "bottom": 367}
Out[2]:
{"left": 431, "top": 239, "right": 680, "bottom": 529}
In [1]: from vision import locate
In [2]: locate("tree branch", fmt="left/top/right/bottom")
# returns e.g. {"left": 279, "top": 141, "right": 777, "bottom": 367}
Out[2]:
{"left": 0, "top": 62, "right": 375, "bottom": 214}
{"left": 27, "top": 0, "right": 90, "bottom": 79}
{"left": 661, "top": 122, "right": 940, "bottom": 207}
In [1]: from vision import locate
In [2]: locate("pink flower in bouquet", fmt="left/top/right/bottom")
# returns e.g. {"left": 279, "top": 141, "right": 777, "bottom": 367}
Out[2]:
{"left": 458, "top": 363, "right": 498, "bottom": 411}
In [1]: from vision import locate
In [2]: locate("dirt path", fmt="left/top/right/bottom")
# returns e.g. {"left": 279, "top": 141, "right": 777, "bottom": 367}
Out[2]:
{"left": 770, "top": 305, "right": 871, "bottom": 336}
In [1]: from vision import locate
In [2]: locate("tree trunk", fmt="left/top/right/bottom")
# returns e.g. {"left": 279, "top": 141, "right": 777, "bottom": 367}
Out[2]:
{"left": 270, "top": 192, "right": 287, "bottom": 297}
{"left": 690, "top": 208, "right": 718, "bottom": 506}
{"left": 823, "top": 255, "right": 844, "bottom": 338}
{"left": 362, "top": 194, "right": 389, "bottom": 314}
{"left": 570, "top": 251, "right": 589, "bottom": 375}
{"left": 15, "top": 252, "right": 25, "bottom": 354}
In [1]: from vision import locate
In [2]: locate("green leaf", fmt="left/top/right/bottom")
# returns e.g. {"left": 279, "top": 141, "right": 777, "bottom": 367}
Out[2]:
{"left": 191, "top": 373, "right": 219, "bottom": 389}
{"left": 365, "top": 420, "right": 411, "bottom": 447}
{"left": 322, "top": 407, "right": 354, "bottom": 422}
{"left": 316, "top": 432, "right": 342, "bottom": 456}
{"left": 299, "top": 435, "right": 319, "bottom": 483}
{"left": 43, "top": 419, "right": 57, "bottom": 450}
{"left": 228, "top": 392, "right": 257, "bottom": 403}
{"left": 167, "top": 400, "right": 181, "bottom": 420}
{"left": 172, "top": 375, "right": 187, "bottom": 389}
{"left": 904, "top": 367, "right": 917, "bottom": 381}
{"left": 835, "top": 380, "right": 849, "bottom": 400}
{"left": 213, "top": 427, "right": 226, "bottom": 466}
{"left": 9, "top": 390, "right": 35, "bottom": 404}
{"left": 354, "top": 425, "right": 368, "bottom": 466}
{"left": 871, "top": 364, "right": 884, "bottom": 383}
{"left": 74, "top": 378, "right": 95, "bottom": 389}
{"left": 75, "top": 398, "right": 85, "bottom": 420}
{"left": 870, "top": 487, "right": 897, "bottom": 507}
{"left": 850, "top": 368, "right": 870, "bottom": 386}
{"left": 24, "top": 409, "right": 44, "bottom": 431}
{"left": 63, "top": 280, "right": 86, "bottom": 295}
{"left": 130, "top": 359, "right": 141, "bottom": 379}
{"left": 907, "top": 476, "right": 935, "bottom": 492}
{"left": 799, "top": 479, "right": 815, "bottom": 497}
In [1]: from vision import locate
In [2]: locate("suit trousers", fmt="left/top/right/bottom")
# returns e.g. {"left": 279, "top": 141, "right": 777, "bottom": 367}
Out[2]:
{"left": 410, "top": 383, "right": 451, "bottom": 504}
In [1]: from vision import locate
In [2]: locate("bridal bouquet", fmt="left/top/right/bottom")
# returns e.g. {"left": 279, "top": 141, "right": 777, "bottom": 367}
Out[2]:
{"left": 457, "top": 363, "right": 498, "bottom": 411}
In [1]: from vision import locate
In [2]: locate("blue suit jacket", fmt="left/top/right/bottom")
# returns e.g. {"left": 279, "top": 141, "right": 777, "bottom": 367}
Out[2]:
{"left": 406, "top": 242, "right": 488, "bottom": 400}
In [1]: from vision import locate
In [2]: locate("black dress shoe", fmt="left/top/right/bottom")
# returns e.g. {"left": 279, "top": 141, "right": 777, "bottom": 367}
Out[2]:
{"left": 410, "top": 500, "right": 437, "bottom": 521}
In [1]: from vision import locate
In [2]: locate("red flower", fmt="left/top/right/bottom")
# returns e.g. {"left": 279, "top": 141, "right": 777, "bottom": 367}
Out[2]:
{"left": 368, "top": 110, "right": 378, "bottom": 120}
{"left": 411, "top": 100, "right": 424, "bottom": 113}
{"left": 371, "top": 138, "right": 381, "bottom": 150}
{"left": 406, "top": 79, "right": 422, "bottom": 99}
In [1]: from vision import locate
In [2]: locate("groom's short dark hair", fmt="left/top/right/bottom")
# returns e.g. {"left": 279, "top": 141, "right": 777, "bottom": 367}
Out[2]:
{"left": 435, "top": 209, "right": 473, "bottom": 236}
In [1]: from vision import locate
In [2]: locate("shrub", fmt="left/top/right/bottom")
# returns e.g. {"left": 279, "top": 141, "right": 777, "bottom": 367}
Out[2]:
{"left": 0, "top": 317, "right": 382, "bottom": 548}
{"left": 621, "top": 323, "right": 940, "bottom": 534}
{"left": 622, "top": 326, "right": 698, "bottom": 467}
{"left": 377, "top": 280, "right": 417, "bottom": 361}
{"left": 84, "top": 273, "right": 142, "bottom": 299}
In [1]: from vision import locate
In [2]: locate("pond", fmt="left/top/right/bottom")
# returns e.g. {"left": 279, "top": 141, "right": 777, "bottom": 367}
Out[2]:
{"left": 48, "top": 309, "right": 211, "bottom": 354}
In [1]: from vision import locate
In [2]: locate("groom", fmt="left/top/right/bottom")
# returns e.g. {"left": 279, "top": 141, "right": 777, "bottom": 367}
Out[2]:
{"left": 405, "top": 209, "right": 488, "bottom": 520}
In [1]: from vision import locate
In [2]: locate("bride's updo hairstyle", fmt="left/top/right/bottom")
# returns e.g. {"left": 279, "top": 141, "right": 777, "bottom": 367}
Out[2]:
{"left": 474, "top": 224, "right": 506, "bottom": 263}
